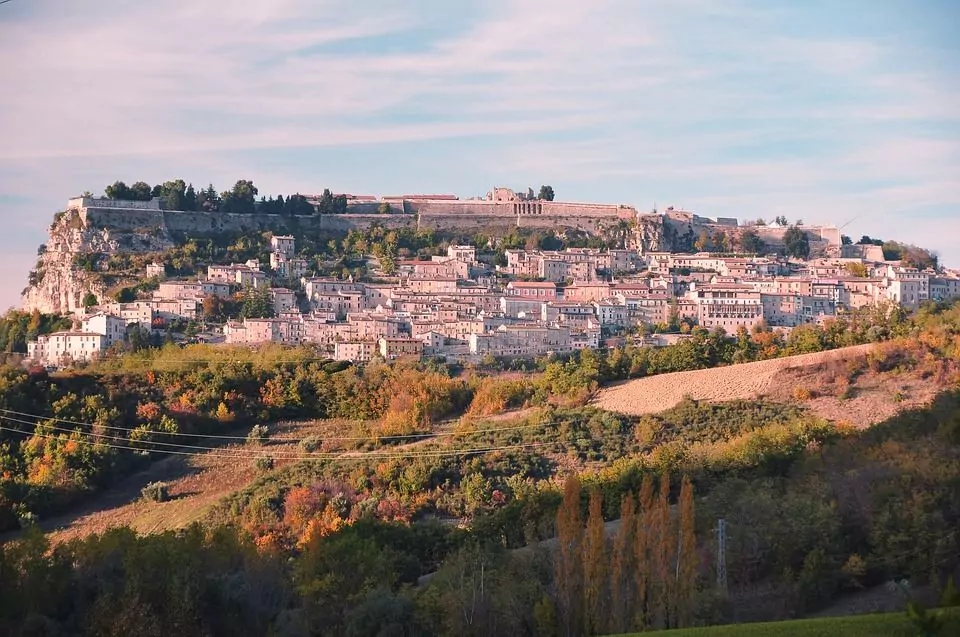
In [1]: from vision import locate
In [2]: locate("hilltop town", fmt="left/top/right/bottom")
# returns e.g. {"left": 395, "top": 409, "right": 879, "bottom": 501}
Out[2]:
{"left": 19, "top": 183, "right": 955, "bottom": 368}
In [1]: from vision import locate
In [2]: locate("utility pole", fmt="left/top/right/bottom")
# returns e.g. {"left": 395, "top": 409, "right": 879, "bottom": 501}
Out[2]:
{"left": 716, "top": 518, "right": 727, "bottom": 593}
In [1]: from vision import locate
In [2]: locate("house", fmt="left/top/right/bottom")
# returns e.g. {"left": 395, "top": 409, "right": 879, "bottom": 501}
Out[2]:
{"left": 447, "top": 245, "right": 476, "bottom": 263}
{"left": 28, "top": 331, "right": 106, "bottom": 366}
{"left": 505, "top": 281, "right": 558, "bottom": 299}
{"left": 81, "top": 313, "right": 127, "bottom": 348}
{"left": 145, "top": 262, "right": 166, "bottom": 279}
{"left": 270, "top": 235, "right": 296, "bottom": 259}
{"left": 593, "top": 300, "right": 629, "bottom": 328}
{"left": 378, "top": 337, "right": 424, "bottom": 360}
{"left": 269, "top": 288, "right": 297, "bottom": 315}
{"left": 688, "top": 283, "right": 764, "bottom": 332}
{"left": 334, "top": 341, "right": 376, "bottom": 362}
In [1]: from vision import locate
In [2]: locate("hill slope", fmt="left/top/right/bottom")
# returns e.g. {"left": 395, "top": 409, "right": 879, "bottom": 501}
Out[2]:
{"left": 594, "top": 344, "right": 875, "bottom": 416}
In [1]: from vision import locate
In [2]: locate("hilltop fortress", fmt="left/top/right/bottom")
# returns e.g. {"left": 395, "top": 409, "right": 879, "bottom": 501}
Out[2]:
{"left": 24, "top": 186, "right": 841, "bottom": 314}
{"left": 67, "top": 186, "right": 638, "bottom": 235}
{"left": 65, "top": 186, "right": 839, "bottom": 247}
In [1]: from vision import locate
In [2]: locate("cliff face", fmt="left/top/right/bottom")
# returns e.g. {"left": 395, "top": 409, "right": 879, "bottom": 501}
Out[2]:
{"left": 22, "top": 208, "right": 175, "bottom": 314}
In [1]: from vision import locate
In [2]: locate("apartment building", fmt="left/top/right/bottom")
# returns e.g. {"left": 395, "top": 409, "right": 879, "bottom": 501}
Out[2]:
{"left": 689, "top": 283, "right": 764, "bottom": 332}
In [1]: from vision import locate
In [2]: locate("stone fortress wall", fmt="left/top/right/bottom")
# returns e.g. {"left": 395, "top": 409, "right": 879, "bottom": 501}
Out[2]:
{"left": 70, "top": 188, "right": 838, "bottom": 246}
{"left": 73, "top": 186, "right": 639, "bottom": 236}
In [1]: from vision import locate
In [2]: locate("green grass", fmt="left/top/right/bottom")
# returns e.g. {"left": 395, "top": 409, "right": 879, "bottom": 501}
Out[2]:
{"left": 614, "top": 608, "right": 960, "bottom": 637}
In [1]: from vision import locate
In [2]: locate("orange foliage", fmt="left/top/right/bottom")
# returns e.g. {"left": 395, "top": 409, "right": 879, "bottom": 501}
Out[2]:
{"left": 282, "top": 486, "right": 324, "bottom": 537}
{"left": 136, "top": 401, "right": 162, "bottom": 422}
{"left": 299, "top": 508, "right": 348, "bottom": 547}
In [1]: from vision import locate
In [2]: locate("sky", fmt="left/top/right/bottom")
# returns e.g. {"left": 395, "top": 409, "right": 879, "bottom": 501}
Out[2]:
{"left": 0, "top": 0, "right": 958, "bottom": 309}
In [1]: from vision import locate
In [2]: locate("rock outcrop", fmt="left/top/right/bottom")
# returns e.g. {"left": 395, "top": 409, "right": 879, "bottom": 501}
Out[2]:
{"left": 22, "top": 208, "right": 175, "bottom": 314}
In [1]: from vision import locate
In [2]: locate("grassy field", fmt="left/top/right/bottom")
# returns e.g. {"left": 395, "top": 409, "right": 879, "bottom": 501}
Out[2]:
{"left": 615, "top": 608, "right": 960, "bottom": 636}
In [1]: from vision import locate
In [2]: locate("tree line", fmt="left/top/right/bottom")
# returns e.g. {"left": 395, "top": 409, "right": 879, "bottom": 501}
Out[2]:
{"left": 102, "top": 179, "right": 349, "bottom": 215}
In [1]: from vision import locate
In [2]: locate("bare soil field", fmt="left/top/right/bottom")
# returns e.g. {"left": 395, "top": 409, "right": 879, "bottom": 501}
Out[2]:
{"left": 594, "top": 344, "right": 876, "bottom": 417}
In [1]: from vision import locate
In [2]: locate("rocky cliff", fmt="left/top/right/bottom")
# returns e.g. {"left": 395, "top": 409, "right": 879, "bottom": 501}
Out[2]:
{"left": 22, "top": 208, "right": 176, "bottom": 314}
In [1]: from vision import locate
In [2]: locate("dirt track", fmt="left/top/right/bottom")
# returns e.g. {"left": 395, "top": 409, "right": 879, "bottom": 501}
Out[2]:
{"left": 594, "top": 344, "right": 875, "bottom": 416}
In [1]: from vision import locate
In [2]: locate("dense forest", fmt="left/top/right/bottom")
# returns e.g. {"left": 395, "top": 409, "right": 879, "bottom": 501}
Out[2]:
{"left": 1, "top": 301, "right": 958, "bottom": 635}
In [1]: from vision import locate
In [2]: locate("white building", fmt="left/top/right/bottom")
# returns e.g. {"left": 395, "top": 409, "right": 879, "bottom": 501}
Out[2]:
{"left": 271, "top": 235, "right": 296, "bottom": 259}
{"left": 81, "top": 313, "right": 128, "bottom": 348}
{"left": 28, "top": 332, "right": 106, "bottom": 367}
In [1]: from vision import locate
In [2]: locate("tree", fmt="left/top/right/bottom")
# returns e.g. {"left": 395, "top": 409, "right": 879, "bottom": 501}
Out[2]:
{"left": 584, "top": 488, "right": 608, "bottom": 635}
{"left": 635, "top": 474, "right": 654, "bottom": 630}
{"left": 676, "top": 476, "right": 697, "bottom": 628}
{"left": 202, "top": 294, "right": 224, "bottom": 320}
{"left": 845, "top": 262, "right": 868, "bottom": 278}
{"left": 775, "top": 215, "right": 788, "bottom": 226}
{"left": 220, "top": 180, "right": 258, "bottom": 214}
{"left": 158, "top": 179, "right": 186, "bottom": 210}
{"left": 714, "top": 230, "right": 730, "bottom": 253}
{"left": 377, "top": 201, "right": 391, "bottom": 214}
{"left": 129, "top": 181, "right": 153, "bottom": 201}
{"left": 841, "top": 234, "right": 852, "bottom": 245}
{"left": 652, "top": 473, "right": 673, "bottom": 629}
{"left": 82, "top": 292, "right": 98, "bottom": 308}
{"left": 783, "top": 225, "right": 810, "bottom": 260}
{"left": 284, "top": 194, "right": 314, "bottom": 216}
{"left": 694, "top": 230, "right": 711, "bottom": 252}
{"left": 239, "top": 287, "right": 273, "bottom": 319}
{"left": 739, "top": 229, "right": 765, "bottom": 255}
{"left": 197, "top": 184, "right": 221, "bottom": 212}
{"left": 555, "top": 474, "right": 584, "bottom": 636}
{"left": 316, "top": 189, "right": 335, "bottom": 214}
{"left": 611, "top": 492, "right": 637, "bottom": 634}
{"left": 538, "top": 185, "right": 555, "bottom": 201}
{"left": 104, "top": 181, "right": 132, "bottom": 200}
{"left": 183, "top": 183, "right": 198, "bottom": 211}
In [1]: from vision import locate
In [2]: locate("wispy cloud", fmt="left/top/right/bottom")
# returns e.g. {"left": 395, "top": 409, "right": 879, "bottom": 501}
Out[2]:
{"left": 0, "top": 0, "right": 957, "bottom": 305}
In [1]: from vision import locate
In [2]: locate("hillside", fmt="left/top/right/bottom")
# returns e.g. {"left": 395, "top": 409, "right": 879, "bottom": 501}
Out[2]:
{"left": 595, "top": 344, "right": 867, "bottom": 418}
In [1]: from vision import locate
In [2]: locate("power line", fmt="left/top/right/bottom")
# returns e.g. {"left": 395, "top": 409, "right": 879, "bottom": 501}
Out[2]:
{"left": 0, "top": 407, "right": 553, "bottom": 442}
{"left": 0, "top": 423, "right": 554, "bottom": 463}
{"left": 0, "top": 412, "right": 558, "bottom": 460}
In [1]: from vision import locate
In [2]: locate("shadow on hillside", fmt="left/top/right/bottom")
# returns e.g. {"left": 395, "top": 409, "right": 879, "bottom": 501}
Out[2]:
{"left": 0, "top": 455, "right": 204, "bottom": 542}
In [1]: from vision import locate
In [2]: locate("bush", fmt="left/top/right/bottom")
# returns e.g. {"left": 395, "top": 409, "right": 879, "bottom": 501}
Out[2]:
{"left": 141, "top": 481, "right": 170, "bottom": 502}
{"left": 17, "top": 511, "right": 38, "bottom": 529}
{"left": 793, "top": 386, "right": 815, "bottom": 401}
{"left": 299, "top": 436, "right": 321, "bottom": 453}
{"left": 255, "top": 456, "right": 275, "bottom": 472}
{"left": 247, "top": 424, "right": 270, "bottom": 446}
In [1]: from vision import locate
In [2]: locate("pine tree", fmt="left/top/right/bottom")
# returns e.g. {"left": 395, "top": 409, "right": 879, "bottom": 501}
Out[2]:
{"left": 635, "top": 474, "right": 655, "bottom": 630}
{"left": 677, "top": 475, "right": 697, "bottom": 627}
{"left": 611, "top": 492, "right": 637, "bottom": 633}
{"left": 556, "top": 474, "right": 584, "bottom": 637}
{"left": 584, "top": 488, "right": 607, "bottom": 635}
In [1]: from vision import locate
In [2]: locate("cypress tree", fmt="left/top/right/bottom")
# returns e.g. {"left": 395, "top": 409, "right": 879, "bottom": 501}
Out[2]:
{"left": 556, "top": 474, "right": 584, "bottom": 636}
{"left": 583, "top": 488, "right": 607, "bottom": 635}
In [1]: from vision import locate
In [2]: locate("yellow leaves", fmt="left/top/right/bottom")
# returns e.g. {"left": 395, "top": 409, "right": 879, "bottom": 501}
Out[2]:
{"left": 299, "top": 508, "right": 348, "bottom": 548}
{"left": 214, "top": 402, "right": 234, "bottom": 423}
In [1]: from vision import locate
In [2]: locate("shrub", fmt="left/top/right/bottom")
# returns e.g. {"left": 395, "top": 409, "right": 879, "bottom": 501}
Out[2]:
{"left": 141, "top": 481, "right": 170, "bottom": 502}
{"left": 247, "top": 424, "right": 270, "bottom": 446}
{"left": 255, "top": 456, "right": 275, "bottom": 472}
{"left": 299, "top": 436, "right": 321, "bottom": 453}
{"left": 17, "top": 511, "right": 38, "bottom": 529}
{"left": 793, "top": 386, "right": 815, "bottom": 401}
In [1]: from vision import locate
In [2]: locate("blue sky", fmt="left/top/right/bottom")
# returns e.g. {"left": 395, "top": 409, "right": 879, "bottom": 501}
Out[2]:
{"left": 0, "top": 0, "right": 957, "bottom": 309}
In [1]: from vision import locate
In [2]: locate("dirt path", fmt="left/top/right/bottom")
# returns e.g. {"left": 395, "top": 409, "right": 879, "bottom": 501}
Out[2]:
{"left": 593, "top": 344, "right": 875, "bottom": 416}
